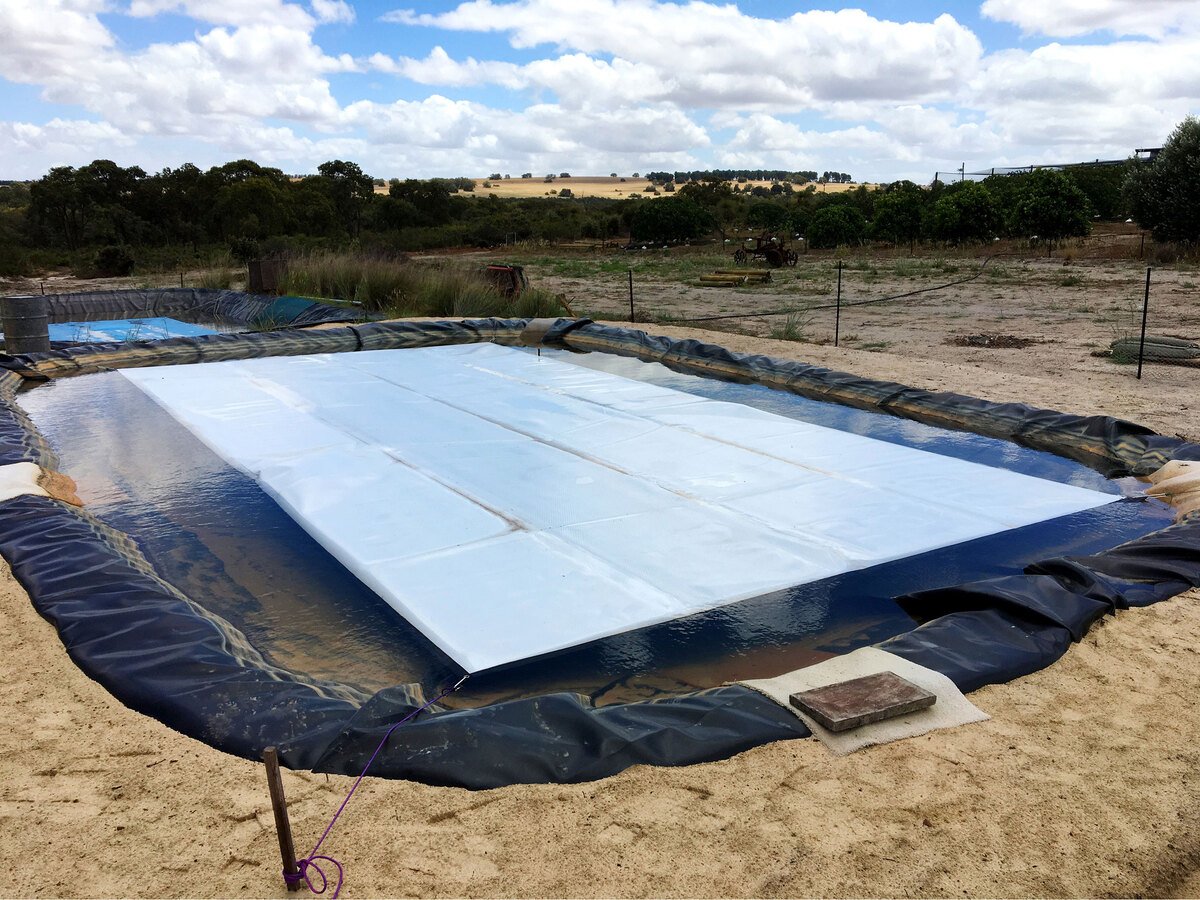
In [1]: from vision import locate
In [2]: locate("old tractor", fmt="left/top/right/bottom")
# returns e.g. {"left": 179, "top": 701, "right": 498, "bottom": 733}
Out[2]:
{"left": 732, "top": 232, "right": 799, "bottom": 268}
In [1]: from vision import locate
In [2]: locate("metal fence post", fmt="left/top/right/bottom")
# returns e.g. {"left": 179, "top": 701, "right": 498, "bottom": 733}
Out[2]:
{"left": 1136, "top": 267, "right": 1151, "bottom": 380}
{"left": 628, "top": 268, "right": 634, "bottom": 322}
{"left": 834, "top": 261, "right": 843, "bottom": 347}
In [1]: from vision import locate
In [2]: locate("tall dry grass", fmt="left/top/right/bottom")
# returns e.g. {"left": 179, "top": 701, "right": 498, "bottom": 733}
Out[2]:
{"left": 278, "top": 252, "right": 568, "bottom": 318}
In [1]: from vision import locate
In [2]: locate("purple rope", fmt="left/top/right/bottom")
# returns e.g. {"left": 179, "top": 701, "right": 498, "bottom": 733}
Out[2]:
{"left": 283, "top": 675, "right": 468, "bottom": 898}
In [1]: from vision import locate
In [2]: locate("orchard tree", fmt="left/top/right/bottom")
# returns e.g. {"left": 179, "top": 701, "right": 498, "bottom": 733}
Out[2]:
{"left": 870, "top": 181, "right": 924, "bottom": 248}
{"left": 806, "top": 205, "right": 866, "bottom": 248}
{"left": 929, "top": 181, "right": 1000, "bottom": 243}
{"left": 1011, "top": 168, "right": 1092, "bottom": 249}
{"left": 628, "top": 197, "right": 713, "bottom": 243}
{"left": 1125, "top": 116, "right": 1200, "bottom": 243}
{"left": 746, "top": 200, "right": 788, "bottom": 231}
{"left": 1069, "top": 164, "right": 1128, "bottom": 220}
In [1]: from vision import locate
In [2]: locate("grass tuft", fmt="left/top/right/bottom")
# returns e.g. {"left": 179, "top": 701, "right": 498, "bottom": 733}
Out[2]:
{"left": 278, "top": 252, "right": 569, "bottom": 319}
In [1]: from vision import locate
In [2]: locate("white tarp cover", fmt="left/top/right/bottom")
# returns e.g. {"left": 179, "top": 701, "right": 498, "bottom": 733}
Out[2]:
{"left": 121, "top": 344, "right": 1114, "bottom": 673}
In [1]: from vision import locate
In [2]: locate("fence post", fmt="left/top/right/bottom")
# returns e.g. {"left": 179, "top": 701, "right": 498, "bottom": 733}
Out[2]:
{"left": 628, "top": 268, "right": 634, "bottom": 322}
{"left": 1136, "top": 267, "right": 1151, "bottom": 380}
{"left": 834, "top": 261, "right": 843, "bottom": 347}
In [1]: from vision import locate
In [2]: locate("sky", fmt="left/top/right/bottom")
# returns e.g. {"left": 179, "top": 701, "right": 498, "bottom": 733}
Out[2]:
{"left": 1, "top": 0, "right": 1198, "bottom": 183}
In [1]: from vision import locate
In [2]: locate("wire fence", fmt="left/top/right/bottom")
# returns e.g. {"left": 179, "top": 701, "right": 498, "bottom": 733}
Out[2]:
{"left": 602, "top": 236, "right": 1200, "bottom": 382}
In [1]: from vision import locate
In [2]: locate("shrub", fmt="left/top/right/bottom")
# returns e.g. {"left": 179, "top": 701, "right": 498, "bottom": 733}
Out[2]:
{"left": 228, "top": 236, "right": 261, "bottom": 264}
{"left": 277, "top": 252, "right": 570, "bottom": 318}
{"left": 94, "top": 244, "right": 135, "bottom": 276}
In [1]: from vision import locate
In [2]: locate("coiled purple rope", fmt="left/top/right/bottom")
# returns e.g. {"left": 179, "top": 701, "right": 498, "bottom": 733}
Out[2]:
{"left": 283, "top": 675, "right": 469, "bottom": 897}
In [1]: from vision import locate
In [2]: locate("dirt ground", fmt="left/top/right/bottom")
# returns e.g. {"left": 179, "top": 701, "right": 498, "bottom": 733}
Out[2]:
{"left": 1, "top": 259, "right": 1200, "bottom": 898}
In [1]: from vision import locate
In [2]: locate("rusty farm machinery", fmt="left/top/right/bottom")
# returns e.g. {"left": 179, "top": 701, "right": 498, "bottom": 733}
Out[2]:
{"left": 732, "top": 232, "right": 799, "bottom": 268}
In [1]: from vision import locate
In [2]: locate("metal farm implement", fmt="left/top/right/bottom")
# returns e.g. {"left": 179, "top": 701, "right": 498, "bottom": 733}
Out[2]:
{"left": 733, "top": 232, "right": 799, "bottom": 268}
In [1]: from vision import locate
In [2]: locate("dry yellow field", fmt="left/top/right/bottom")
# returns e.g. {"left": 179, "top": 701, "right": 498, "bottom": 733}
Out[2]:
{"left": 374, "top": 176, "right": 878, "bottom": 199}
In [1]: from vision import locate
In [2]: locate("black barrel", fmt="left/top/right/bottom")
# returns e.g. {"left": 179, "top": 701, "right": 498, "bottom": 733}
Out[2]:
{"left": 1, "top": 296, "right": 51, "bottom": 353}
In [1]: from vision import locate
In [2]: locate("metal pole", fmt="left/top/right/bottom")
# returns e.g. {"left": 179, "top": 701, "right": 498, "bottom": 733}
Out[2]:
{"left": 834, "top": 261, "right": 842, "bottom": 347}
{"left": 263, "top": 747, "right": 301, "bottom": 891}
{"left": 628, "top": 268, "right": 634, "bottom": 322}
{"left": 1136, "top": 267, "right": 1151, "bottom": 380}
{"left": 1139, "top": 232, "right": 1145, "bottom": 260}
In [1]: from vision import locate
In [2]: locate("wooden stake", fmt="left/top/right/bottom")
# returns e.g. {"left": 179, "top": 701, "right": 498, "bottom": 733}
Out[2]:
{"left": 263, "top": 746, "right": 301, "bottom": 891}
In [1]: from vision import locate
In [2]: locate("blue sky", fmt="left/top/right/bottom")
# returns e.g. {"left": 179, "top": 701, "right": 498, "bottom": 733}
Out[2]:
{"left": 1, "top": 0, "right": 1198, "bottom": 182}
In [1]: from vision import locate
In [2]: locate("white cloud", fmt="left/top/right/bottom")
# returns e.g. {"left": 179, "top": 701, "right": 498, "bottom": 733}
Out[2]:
{"left": 341, "top": 95, "right": 708, "bottom": 160}
{"left": 370, "top": 47, "right": 525, "bottom": 89}
{"left": 0, "top": 119, "right": 134, "bottom": 177}
{"left": 382, "top": 2, "right": 984, "bottom": 108}
{"left": 0, "top": 1, "right": 356, "bottom": 142}
{"left": 311, "top": 0, "right": 354, "bottom": 24}
{"left": 0, "top": 0, "right": 114, "bottom": 78}
{"left": 980, "top": 0, "right": 1200, "bottom": 39}
{"left": 0, "top": 0, "right": 1197, "bottom": 183}
{"left": 127, "top": 0, "right": 317, "bottom": 29}
{"left": 969, "top": 38, "right": 1200, "bottom": 154}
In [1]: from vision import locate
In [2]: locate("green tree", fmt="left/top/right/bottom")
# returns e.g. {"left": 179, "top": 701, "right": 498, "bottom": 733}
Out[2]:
{"left": 157, "top": 163, "right": 211, "bottom": 247}
{"left": 628, "top": 197, "right": 714, "bottom": 243}
{"left": 292, "top": 177, "right": 341, "bottom": 237}
{"left": 316, "top": 159, "right": 375, "bottom": 237}
{"left": 28, "top": 166, "right": 87, "bottom": 248}
{"left": 870, "top": 181, "right": 924, "bottom": 247}
{"left": 806, "top": 205, "right": 866, "bottom": 248}
{"left": 1068, "top": 164, "right": 1128, "bottom": 220}
{"left": 1011, "top": 168, "right": 1092, "bottom": 248}
{"left": 1125, "top": 117, "right": 1200, "bottom": 243}
{"left": 746, "top": 201, "right": 788, "bottom": 231}
{"left": 0, "top": 183, "right": 31, "bottom": 275}
{"left": 212, "top": 177, "right": 292, "bottom": 239}
{"left": 929, "top": 181, "right": 1000, "bottom": 243}
{"left": 389, "top": 178, "right": 454, "bottom": 226}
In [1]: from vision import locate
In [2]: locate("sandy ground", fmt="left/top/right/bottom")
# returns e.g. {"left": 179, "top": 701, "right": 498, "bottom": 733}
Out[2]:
{"left": 1, "top": 317, "right": 1199, "bottom": 897}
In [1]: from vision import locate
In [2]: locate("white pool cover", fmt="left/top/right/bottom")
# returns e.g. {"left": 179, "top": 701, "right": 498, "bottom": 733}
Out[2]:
{"left": 122, "top": 344, "right": 1114, "bottom": 672}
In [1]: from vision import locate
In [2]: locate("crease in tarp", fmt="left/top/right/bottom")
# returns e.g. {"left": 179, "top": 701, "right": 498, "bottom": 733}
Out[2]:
{"left": 0, "top": 318, "right": 1197, "bottom": 788}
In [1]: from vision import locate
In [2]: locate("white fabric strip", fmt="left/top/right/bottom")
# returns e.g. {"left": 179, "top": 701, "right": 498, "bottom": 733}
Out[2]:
{"left": 121, "top": 344, "right": 1114, "bottom": 672}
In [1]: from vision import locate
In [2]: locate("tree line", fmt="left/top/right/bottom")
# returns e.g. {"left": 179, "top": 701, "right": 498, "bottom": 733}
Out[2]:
{"left": 644, "top": 170, "right": 828, "bottom": 185}
{"left": 627, "top": 165, "right": 1120, "bottom": 248}
{"left": 0, "top": 117, "right": 1194, "bottom": 276}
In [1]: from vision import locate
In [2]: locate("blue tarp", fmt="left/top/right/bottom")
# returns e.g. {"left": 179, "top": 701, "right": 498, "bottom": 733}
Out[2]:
{"left": 42, "top": 317, "right": 219, "bottom": 343}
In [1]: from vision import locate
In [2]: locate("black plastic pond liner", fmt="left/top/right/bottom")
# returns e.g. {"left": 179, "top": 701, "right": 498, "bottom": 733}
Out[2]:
{"left": 0, "top": 318, "right": 1198, "bottom": 788}
{"left": 550, "top": 321, "right": 1200, "bottom": 477}
{"left": 31, "top": 288, "right": 359, "bottom": 330}
{"left": 2, "top": 317, "right": 527, "bottom": 379}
